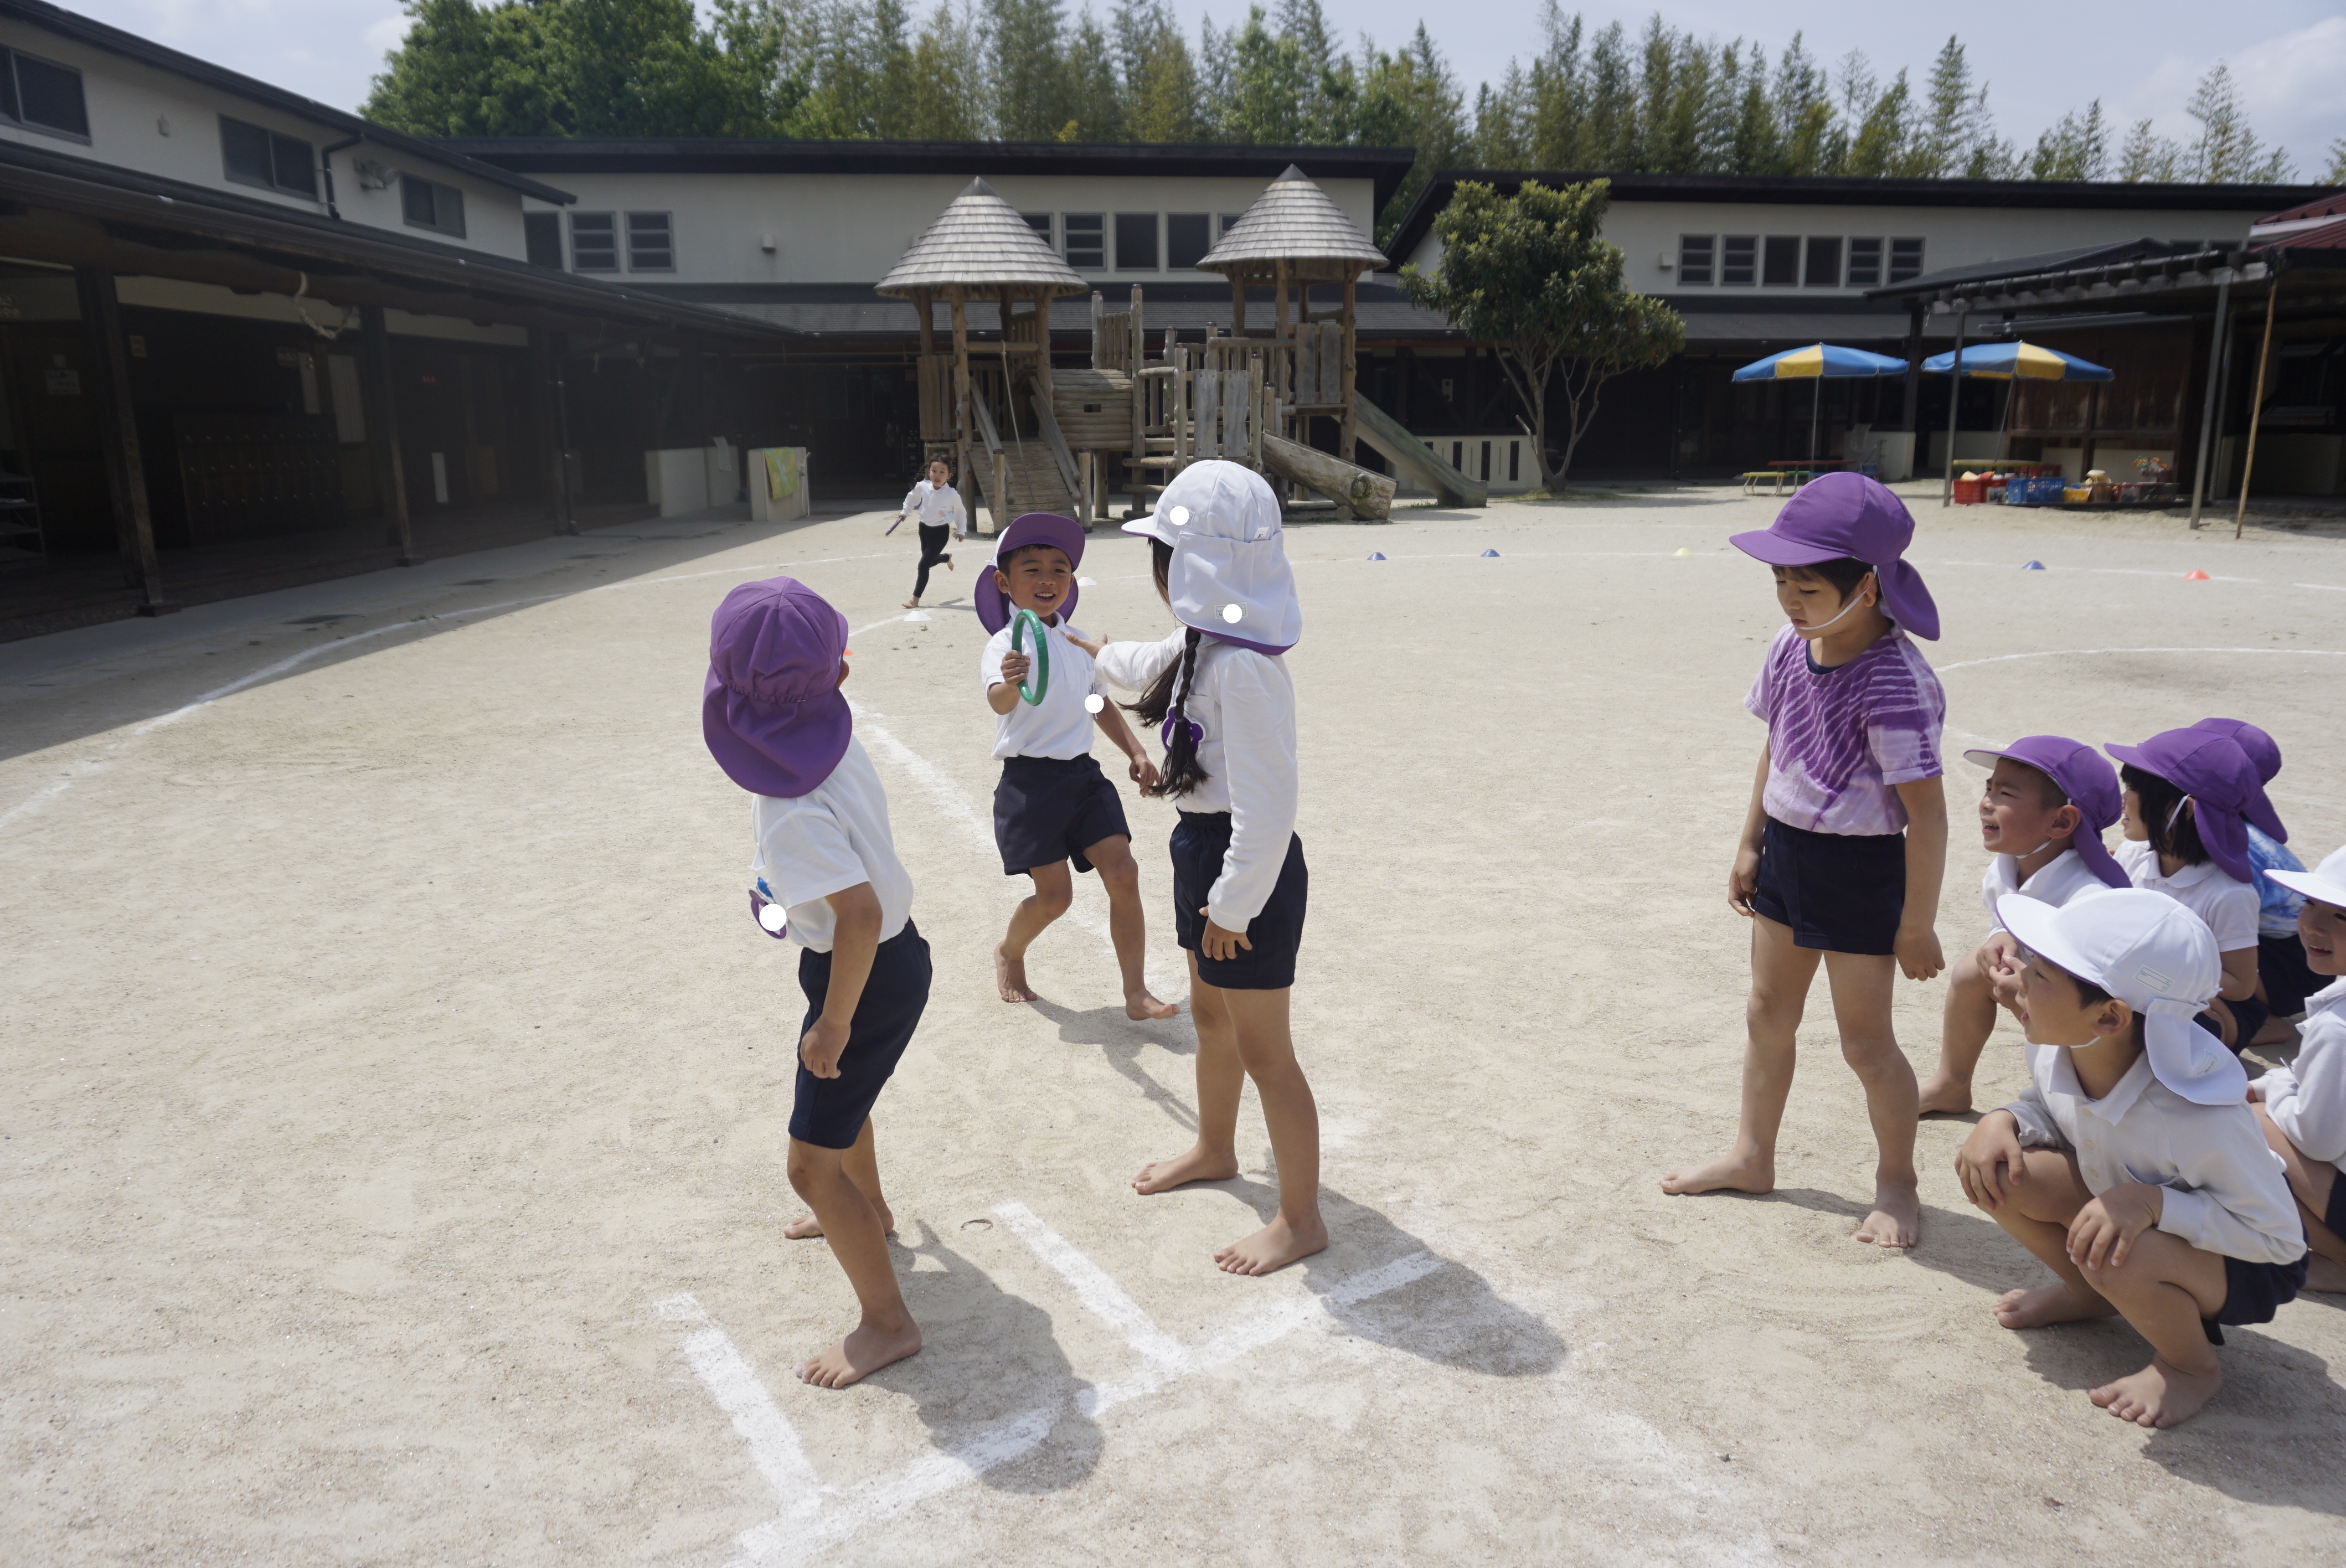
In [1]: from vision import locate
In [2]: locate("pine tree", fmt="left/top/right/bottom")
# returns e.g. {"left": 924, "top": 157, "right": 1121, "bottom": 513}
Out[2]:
{"left": 2184, "top": 64, "right": 2291, "bottom": 182}
{"left": 987, "top": 0, "right": 1074, "bottom": 141}
{"left": 2116, "top": 119, "right": 2180, "bottom": 183}
{"left": 902, "top": 1, "right": 985, "bottom": 138}
{"left": 1840, "top": 67, "right": 1910, "bottom": 178}
{"left": 2028, "top": 102, "right": 2108, "bottom": 182}
{"left": 2328, "top": 138, "right": 2346, "bottom": 185}
{"left": 1114, "top": 0, "right": 1201, "bottom": 142}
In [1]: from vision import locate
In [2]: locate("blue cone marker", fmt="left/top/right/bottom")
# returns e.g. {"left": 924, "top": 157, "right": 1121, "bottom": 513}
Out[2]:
{"left": 1368, "top": 551, "right": 1386, "bottom": 560}
{"left": 2022, "top": 560, "right": 2046, "bottom": 571}
{"left": 1481, "top": 548, "right": 1500, "bottom": 558}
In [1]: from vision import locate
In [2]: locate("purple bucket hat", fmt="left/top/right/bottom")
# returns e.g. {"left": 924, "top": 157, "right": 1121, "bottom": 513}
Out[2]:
{"left": 976, "top": 512, "right": 1085, "bottom": 635}
{"left": 1729, "top": 472, "right": 1940, "bottom": 641}
{"left": 2188, "top": 716, "right": 2280, "bottom": 785}
{"left": 2105, "top": 728, "right": 2287, "bottom": 886}
{"left": 703, "top": 577, "right": 853, "bottom": 799}
{"left": 1961, "top": 735, "right": 2130, "bottom": 889}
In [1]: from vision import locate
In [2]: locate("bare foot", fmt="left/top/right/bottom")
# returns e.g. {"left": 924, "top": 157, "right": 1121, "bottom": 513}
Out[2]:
{"left": 1993, "top": 1282, "right": 2116, "bottom": 1328}
{"left": 1855, "top": 1179, "right": 1920, "bottom": 1249}
{"left": 796, "top": 1317, "right": 922, "bottom": 1390}
{"left": 2090, "top": 1355, "right": 2221, "bottom": 1428}
{"left": 2306, "top": 1255, "right": 2346, "bottom": 1293}
{"left": 1916, "top": 1072, "right": 1973, "bottom": 1117}
{"left": 1658, "top": 1149, "right": 1774, "bottom": 1196}
{"left": 901, "top": 597, "right": 921, "bottom": 609}
{"left": 995, "top": 942, "right": 1038, "bottom": 1004}
{"left": 1132, "top": 1143, "right": 1240, "bottom": 1194}
{"left": 1125, "top": 988, "right": 1179, "bottom": 1021}
{"left": 782, "top": 1203, "right": 893, "bottom": 1240}
{"left": 1214, "top": 1211, "right": 1329, "bottom": 1276}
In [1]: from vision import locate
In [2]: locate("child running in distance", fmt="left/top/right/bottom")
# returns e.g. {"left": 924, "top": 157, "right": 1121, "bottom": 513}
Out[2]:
{"left": 1662, "top": 473, "right": 1947, "bottom": 1250}
{"left": 2251, "top": 845, "right": 2346, "bottom": 1293}
{"left": 2107, "top": 728, "right": 2288, "bottom": 1051}
{"left": 895, "top": 455, "right": 966, "bottom": 610}
{"left": 1917, "top": 737, "right": 2131, "bottom": 1116}
{"left": 977, "top": 511, "right": 1177, "bottom": 1019}
{"left": 1956, "top": 889, "right": 2306, "bottom": 1428}
{"left": 1070, "top": 460, "right": 1325, "bottom": 1276}
{"left": 705, "top": 577, "right": 930, "bottom": 1389}
{"left": 2193, "top": 717, "right": 2319, "bottom": 1048}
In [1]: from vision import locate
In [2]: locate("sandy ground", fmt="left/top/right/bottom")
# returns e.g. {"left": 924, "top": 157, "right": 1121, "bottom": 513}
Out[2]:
{"left": 4, "top": 483, "right": 2344, "bottom": 1567}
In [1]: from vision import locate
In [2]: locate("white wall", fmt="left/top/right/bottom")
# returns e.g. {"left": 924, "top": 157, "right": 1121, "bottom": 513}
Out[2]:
{"left": 524, "top": 171, "right": 1384, "bottom": 286}
{"left": 0, "top": 20, "right": 530, "bottom": 261}
{"left": 1400, "top": 196, "right": 2261, "bottom": 294}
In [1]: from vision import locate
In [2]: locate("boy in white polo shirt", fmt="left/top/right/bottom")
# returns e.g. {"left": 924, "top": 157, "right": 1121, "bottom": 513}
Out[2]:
{"left": 2252, "top": 845, "right": 2346, "bottom": 1293}
{"left": 1919, "top": 735, "right": 2131, "bottom": 1116}
{"left": 979, "top": 512, "right": 1177, "bottom": 1019}
{"left": 1956, "top": 889, "right": 2306, "bottom": 1428}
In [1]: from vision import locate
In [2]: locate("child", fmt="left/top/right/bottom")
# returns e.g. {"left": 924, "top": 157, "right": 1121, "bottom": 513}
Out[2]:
{"left": 977, "top": 510, "right": 1177, "bottom": 1019}
{"left": 1955, "top": 889, "right": 2306, "bottom": 1428}
{"left": 704, "top": 576, "right": 931, "bottom": 1389}
{"left": 1661, "top": 472, "right": 1947, "bottom": 1250}
{"left": 1072, "top": 460, "right": 1325, "bottom": 1276}
{"left": 1917, "top": 736, "right": 2131, "bottom": 1116}
{"left": 894, "top": 455, "right": 967, "bottom": 609}
{"left": 2106, "top": 727, "right": 2288, "bottom": 1050}
{"left": 2252, "top": 845, "right": 2346, "bottom": 1293}
{"left": 2193, "top": 716, "right": 2321, "bottom": 1046}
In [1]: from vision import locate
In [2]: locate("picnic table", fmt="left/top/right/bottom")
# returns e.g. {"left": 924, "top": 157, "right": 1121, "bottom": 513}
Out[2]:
{"left": 1742, "top": 468, "right": 1825, "bottom": 496}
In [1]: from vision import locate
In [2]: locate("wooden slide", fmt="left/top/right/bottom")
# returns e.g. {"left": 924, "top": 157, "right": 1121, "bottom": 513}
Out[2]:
{"left": 1349, "top": 394, "right": 1489, "bottom": 508}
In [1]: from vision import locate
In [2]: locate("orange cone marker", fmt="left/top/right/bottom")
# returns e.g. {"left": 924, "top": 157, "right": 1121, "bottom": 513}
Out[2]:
{"left": 2183, "top": 570, "right": 2210, "bottom": 581}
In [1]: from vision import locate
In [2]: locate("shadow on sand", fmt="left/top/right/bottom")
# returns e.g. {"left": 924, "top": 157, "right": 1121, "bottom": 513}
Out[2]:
{"left": 1025, "top": 998, "right": 1195, "bottom": 1131}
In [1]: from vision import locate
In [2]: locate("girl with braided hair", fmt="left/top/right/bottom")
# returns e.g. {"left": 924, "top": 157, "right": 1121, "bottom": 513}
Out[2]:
{"left": 1068, "top": 460, "right": 1324, "bottom": 1276}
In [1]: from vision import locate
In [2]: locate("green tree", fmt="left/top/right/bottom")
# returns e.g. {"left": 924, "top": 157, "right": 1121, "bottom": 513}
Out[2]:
{"left": 2029, "top": 101, "right": 2108, "bottom": 182}
{"left": 2327, "top": 138, "right": 2346, "bottom": 185}
{"left": 1399, "top": 178, "right": 1682, "bottom": 492}
{"left": 1353, "top": 28, "right": 1468, "bottom": 240}
{"left": 364, "top": 0, "right": 570, "bottom": 136}
{"left": 902, "top": 2, "right": 986, "bottom": 140}
{"left": 2184, "top": 63, "right": 2291, "bottom": 182}
{"left": 2117, "top": 118, "right": 2181, "bottom": 183}
{"left": 1114, "top": 0, "right": 1201, "bottom": 142}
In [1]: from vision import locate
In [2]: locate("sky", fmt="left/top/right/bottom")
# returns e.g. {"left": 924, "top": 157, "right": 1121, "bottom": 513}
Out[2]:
{"left": 58, "top": 0, "right": 2346, "bottom": 177}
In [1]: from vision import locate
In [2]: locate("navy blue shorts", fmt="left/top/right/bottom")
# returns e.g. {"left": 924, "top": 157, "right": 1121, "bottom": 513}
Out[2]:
{"left": 1172, "top": 811, "right": 1306, "bottom": 991}
{"left": 1749, "top": 816, "right": 1906, "bottom": 956}
{"left": 2203, "top": 1251, "right": 2308, "bottom": 1344}
{"left": 2323, "top": 1161, "right": 2346, "bottom": 1242}
{"left": 994, "top": 754, "right": 1130, "bottom": 876}
{"left": 2260, "top": 933, "right": 2326, "bottom": 1018}
{"left": 790, "top": 921, "right": 932, "bottom": 1151}
{"left": 2198, "top": 991, "right": 2271, "bottom": 1053}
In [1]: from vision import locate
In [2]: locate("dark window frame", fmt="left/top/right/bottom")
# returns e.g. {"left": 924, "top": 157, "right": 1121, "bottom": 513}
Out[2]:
{"left": 1677, "top": 233, "right": 1715, "bottom": 286}
{"left": 219, "top": 115, "right": 318, "bottom": 199}
{"left": 1063, "top": 212, "right": 1105, "bottom": 270}
{"left": 1720, "top": 235, "right": 1757, "bottom": 287}
{"left": 1115, "top": 212, "right": 1159, "bottom": 272}
{"left": 625, "top": 210, "right": 674, "bottom": 272}
{"left": 1166, "top": 212, "right": 1211, "bottom": 271}
{"left": 1888, "top": 236, "right": 1926, "bottom": 284}
{"left": 1761, "top": 235, "right": 1801, "bottom": 287}
{"left": 523, "top": 211, "right": 563, "bottom": 269}
{"left": 1846, "top": 236, "right": 1884, "bottom": 288}
{"left": 400, "top": 174, "right": 467, "bottom": 239}
{"left": 1802, "top": 235, "right": 1842, "bottom": 288}
{"left": 1019, "top": 212, "right": 1054, "bottom": 250}
{"left": 0, "top": 47, "right": 89, "bottom": 142}
{"left": 570, "top": 211, "right": 618, "bottom": 272}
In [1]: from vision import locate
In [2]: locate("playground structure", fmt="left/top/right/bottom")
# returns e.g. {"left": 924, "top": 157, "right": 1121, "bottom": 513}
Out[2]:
{"left": 876, "top": 169, "right": 1486, "bottom": 530}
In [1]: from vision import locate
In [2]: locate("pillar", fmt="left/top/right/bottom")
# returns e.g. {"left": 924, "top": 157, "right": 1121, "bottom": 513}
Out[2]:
{"left": 360, "top": 303, "right": 415, "bottom": 563}
{"left": 74, "top": 265, "right": 169, "bottom": 612}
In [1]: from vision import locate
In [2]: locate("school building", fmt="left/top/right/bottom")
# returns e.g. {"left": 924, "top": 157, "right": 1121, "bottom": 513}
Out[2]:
{"left": 1, "top": 0, "right": 2338, "bottom": 639}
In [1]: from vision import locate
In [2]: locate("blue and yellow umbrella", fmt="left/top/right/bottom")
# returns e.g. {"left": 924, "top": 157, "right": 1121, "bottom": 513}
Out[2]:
{"left": 1921, "top": 341, "right": 2112, "bottom": 380}
{"left": 1732, "top": 343, "right": 1910, "bottom": 461}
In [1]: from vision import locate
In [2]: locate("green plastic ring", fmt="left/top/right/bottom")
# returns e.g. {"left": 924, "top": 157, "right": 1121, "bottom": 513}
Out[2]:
{"left": 1009, "top": 608, "right": 1051, "bottom": 705}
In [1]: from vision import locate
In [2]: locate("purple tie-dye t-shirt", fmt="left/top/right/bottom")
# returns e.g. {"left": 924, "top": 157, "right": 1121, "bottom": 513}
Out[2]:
{"left": 1745, "top": 625, "right": 1945, "bottom": 836}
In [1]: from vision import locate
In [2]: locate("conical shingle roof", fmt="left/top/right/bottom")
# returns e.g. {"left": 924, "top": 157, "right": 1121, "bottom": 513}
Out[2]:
{"left": 1197, "top": 165, "right": 1387, "bottom": 274}
{"left": 876, "top": 177, "right": 1086, "bottom": 297}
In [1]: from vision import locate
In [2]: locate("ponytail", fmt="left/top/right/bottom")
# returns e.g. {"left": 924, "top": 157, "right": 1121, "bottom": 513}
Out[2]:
{"left": 1126, "top": 627, "right": 1209, "bottom": 797}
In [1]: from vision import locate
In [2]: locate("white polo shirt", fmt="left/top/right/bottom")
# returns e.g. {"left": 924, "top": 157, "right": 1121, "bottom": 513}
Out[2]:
{"left": 2117, "top": 839, "right": 2260, "bottom": 952}
{"left": 2255, "top": 978, "right": 2346, "bottom": 1168}
{"left": 747, "top": 737, "right": 914, "bottom": 952}
{"left": 981, "top": 616, "right": 1105, "bottom": 761}
{"left": 1980, "top": 848, "right": 2111, "bottom": 930}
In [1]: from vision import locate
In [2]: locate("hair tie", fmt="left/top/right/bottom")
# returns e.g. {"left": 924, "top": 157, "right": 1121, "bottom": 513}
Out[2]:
{"left": 1161, "top": 711, "right": 1203, "bottom": 749}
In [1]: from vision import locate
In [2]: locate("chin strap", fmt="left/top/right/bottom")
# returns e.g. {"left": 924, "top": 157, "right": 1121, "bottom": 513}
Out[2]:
{"left": 1802, "top": 574, "right": 1878, "bottom": 634}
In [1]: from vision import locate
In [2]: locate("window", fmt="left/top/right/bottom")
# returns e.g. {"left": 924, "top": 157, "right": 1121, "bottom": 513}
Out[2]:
{"left": 524, "top": 212, "right": 563, "bottom": 269}
{"left": 1115, "top": 213, "right": 1158, "bottom": 271}
{"left": 1889, "top": 237, "right": 1925, "bottom": 283}
{"left": 570, "top": 212, "right": 617, "bottom": 272}
{"left": 1720, "top": 235, "right": 1756, "bottom": 287}
{"left": 220, "top": 116, "right": 317, "bottom": 199}
{"left": 1218, "top": 213, "right": 1246, "bottom": 240}
{"left": 1677, "top": 234, "right": 1715, "bottom": 286}
{"left": 626, "top": 212, "right": 673, "bottom": 271}
{"left": 1167, "top": 213, "right": 1211, "bottom": 270}
{"left": 1761, "top": 236, "right": 1801, "bottom": 287}
{"left": 1846, "top": 237, "right": 1883, "bottom": 288}
{"left": 0, "top": 48, "right": 87, "bottom": 140}
{"left": 1803, "top": 236, "right": 1842, "bottom": 287}
{"left": 1020, "top": 212, "right": 1053, "bottom": 248}
{"left": 401, "top": 176, "right": 466, "bottom": 238}
{"left": 1064, "top": 213, "right": 1104, "bottom": 270}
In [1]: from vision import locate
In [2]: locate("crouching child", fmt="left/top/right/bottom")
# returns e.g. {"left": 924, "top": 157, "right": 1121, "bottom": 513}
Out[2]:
{"left": 1956, "top": 888, "right": 2306, "bottom": 1428}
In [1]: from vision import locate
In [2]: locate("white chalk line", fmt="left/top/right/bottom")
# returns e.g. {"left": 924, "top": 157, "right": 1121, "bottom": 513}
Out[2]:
{"left": 708, "top": 1232, "right": 1446, "bottom": 1567}
{"left": 992, "top": 1200, "right": 1193, "bottom": 1381}
{"left": 0, "top": 553, "right": 901, "bottom": 834}
{"left": 1935, "top": 646, "right": 2346, "bottom": 673}
{"left": 657, "top": 1294, "right": 824, "bottom": 1522}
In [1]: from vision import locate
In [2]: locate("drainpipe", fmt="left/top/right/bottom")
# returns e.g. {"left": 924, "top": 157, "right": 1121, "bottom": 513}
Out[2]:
{"left": 321, "top": 136, "right": 363, "bottom": 221}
